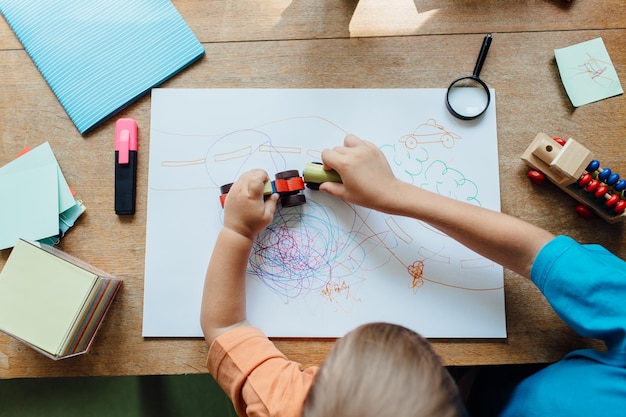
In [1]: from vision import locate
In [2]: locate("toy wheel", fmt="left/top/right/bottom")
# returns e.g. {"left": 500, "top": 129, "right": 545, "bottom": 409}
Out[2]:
{"left": 220, "top": 183, "right": 233, "bottom": 194}
{"left": 275, "top": 170, "right": 300, "bottom": 180}
{"left": 281, "top": 194, "right": 306, "bottom": 207}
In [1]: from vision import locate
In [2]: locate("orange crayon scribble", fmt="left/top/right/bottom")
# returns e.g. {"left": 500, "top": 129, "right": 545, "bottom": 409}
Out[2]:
{"left": 259, "top": 144, "right": 302, "bottom": 154}
{"left": 407, "top": 260, "right": 425, "bottom": 293}
{"left": 214, "top": 146, "right": 253, "bottom": 162}
{"left": 321, "top": 279, "right": 360, "bottom": 306}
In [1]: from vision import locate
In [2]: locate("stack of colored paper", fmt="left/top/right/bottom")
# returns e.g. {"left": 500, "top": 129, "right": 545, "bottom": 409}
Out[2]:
{"left": 0, "top": 239, "right": 122, "bottom": 360}
{"left": 0, "top": 142, "right": 85, "bottom": 250}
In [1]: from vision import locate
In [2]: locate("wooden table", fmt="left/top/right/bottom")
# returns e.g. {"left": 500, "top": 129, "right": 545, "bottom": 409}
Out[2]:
{"left": 0, "top": 0, "right": 624, "bottom": 378}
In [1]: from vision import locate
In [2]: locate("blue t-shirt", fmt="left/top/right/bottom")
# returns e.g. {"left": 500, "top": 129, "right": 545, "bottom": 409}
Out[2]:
{"left": 500, "top": 235, "right": 626, "bottom": 417}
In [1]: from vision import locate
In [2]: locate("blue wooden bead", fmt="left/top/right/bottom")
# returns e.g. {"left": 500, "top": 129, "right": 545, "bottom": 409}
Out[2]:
{"left": 598, "top": 167, "right": 612, "bottom": 181}
{"left": 606, "top": 173, "right": 620, "bottom": 186}
{"left": 586, "top": 160, "right": 600, "bottom": 172}
{"left": 614, "top": 179, "right": 626, "bottom": 192}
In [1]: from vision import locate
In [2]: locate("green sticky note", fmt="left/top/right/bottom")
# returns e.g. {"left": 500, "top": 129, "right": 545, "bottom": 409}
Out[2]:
{"left": 555, "top": 37, "right": 623, "bottom": 107}
{"left": 0, "top": 164, "right": 60, "bottom": 250}
{"left": 0, "top": 142, "right": 75, "bottom": 213}
{"left": 0, "top": 240, "right": 98, "bottom": 357}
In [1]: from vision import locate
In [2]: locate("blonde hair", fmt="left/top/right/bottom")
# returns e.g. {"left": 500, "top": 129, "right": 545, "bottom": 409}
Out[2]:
{"left": 301, "top": 322, "right": 465, "bottom": 417}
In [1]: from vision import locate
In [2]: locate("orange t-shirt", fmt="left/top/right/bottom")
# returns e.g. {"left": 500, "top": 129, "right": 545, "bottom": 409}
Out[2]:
{"left": 207, "top": 326, "right": 319, "bottom": 417}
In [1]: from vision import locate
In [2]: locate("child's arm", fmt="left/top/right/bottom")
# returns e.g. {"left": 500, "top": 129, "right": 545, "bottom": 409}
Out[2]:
{"left": 200, "top": 169, "right": 278, "bottom": 346}
{"left": 320, "top": 134, "right": 555, "bottom": 278}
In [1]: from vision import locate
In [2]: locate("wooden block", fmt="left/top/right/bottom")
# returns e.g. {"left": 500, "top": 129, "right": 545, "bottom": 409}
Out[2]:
{"left": 550, "top": 139, "right": 594, "bottom": 183}
{"left": 521, "top": 133, "right": 569, "bottom": 184}
{"left": 531, "top": 133, "right": 563, "bottom": 166}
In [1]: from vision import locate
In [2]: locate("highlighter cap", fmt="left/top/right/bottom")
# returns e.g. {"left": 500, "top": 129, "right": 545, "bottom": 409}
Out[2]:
{"left": 115, "top": 118, "right": 138, "bottom": 164}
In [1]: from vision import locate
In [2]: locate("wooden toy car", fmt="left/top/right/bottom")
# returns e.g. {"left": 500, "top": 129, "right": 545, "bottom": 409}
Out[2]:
{"left": 220, "top": 170, "right": 306, "bottom": 208}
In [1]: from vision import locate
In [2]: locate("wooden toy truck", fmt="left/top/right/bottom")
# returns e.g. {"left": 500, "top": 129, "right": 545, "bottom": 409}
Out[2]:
{"left": 521, "top": 132, "right": 626, "bottom": 223}
{"left": 220, "top": 170, "right": 307, "bottom": 208}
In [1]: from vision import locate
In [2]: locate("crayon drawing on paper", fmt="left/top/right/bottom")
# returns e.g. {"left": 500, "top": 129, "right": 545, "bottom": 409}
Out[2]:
{"left": 143, "top": 88, "right": 505, "bottom": 338}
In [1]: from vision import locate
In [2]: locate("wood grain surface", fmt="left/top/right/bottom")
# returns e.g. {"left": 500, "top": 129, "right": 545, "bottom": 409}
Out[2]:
{"left": 0, "top": 0, "right": 623, "bottom": 378}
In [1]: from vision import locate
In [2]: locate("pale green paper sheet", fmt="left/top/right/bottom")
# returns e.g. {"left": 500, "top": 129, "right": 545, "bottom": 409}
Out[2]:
{"left": 555, "top": 37, "right": 623, "bottom": 107}
{"left": 0, "top": 240, "right": 98, "bottom": 356}
{"left": 0, "top": 164, "right": 59, "bottom": 250}
{"left": 0, "top": 142, "right": 80, "bottom": 249}
{"left": 0, "top": 142, "right": 75, "bottom": 212}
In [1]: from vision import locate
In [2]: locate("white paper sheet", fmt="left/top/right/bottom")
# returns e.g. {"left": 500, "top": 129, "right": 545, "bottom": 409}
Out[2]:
{"left": 143, "top": 88, "right": 505, "bottom": 338}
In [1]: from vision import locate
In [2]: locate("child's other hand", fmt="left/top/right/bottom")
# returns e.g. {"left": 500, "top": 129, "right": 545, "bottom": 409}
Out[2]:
{"left": 320, "top": 134, "right": 403, "bottom": 213}
{"left": 223, "top": 169, "right": 278, "bottom": 240}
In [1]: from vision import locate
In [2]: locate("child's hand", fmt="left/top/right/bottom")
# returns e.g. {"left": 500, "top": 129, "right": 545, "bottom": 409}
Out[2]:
{"left": 320, "top": 134, "right": 403, "bottom": 213}
{"left": 223, "top": 169, "right": 278, "bottom": 240}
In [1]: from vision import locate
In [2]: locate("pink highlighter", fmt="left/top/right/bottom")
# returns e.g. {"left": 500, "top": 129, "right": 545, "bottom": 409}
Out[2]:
{"left": 114, "top": 118, "right": 138, "bottom": 215}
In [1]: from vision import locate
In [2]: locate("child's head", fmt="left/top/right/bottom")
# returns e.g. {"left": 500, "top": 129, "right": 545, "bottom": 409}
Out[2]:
{"left": 301, "top": 322, "right": 465, "bottom": 417}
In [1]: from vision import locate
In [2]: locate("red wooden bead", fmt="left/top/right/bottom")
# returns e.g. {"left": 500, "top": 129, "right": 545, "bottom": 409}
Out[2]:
{"left": 578, "top": 173, "right": 592, "bottom": 187}
{"left": 606, "top": 194, "right": 620, "bottom": 208}
{"left": 614, "top": 200, "right": 626, "bottom": 214}
{"left": 575, "top": 205, "right": 594, "bottom": 220}
{"left": 527, "top": 170, "right": 545, "bottom": 185}
{"left": 586, "top": 179, "right": 600, "bottom": 193}
{"left": 553, "top": 137, "right": 567, "bottom": 146}
{"left": 594, "top": 185, "right": 609, "bottom": 198}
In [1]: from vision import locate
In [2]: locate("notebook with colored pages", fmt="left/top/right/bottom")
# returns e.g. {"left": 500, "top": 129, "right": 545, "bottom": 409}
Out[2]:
{"left": 0, "top": 239, "right": 122, "bottom": 360}
{"left": 0, "top": 0, "right": 205, "bottom": 134}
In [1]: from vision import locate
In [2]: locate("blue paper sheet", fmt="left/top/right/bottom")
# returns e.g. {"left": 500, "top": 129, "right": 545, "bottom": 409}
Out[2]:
{"left": 0, "top": 0, "right": 205, "bottom": 133}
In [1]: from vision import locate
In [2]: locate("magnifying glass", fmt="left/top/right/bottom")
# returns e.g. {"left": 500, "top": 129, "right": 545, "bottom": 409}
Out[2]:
{"left": 446, "top": 33, "right": 493, "bottom": 120}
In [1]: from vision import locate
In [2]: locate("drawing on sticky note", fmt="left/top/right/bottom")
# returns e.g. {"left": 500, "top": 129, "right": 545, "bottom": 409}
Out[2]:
{"left": 144, "top": 88, "right": 505, "bottom": 338}
{"left": 554, "top": 37, "right": 624, "bottom": 107}
{"left": 572, "top": 52, "right": 616, "bottom": 88}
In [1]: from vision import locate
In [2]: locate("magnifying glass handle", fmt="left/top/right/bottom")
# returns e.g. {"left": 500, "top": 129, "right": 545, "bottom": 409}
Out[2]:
{"left": 472, "top": 33, "right": 492, "bottom": 78}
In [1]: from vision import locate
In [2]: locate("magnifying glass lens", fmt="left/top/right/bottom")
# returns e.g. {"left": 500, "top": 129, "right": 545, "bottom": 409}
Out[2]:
{"left": 447, "top": 77, "right": 490, "bottom": 119}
